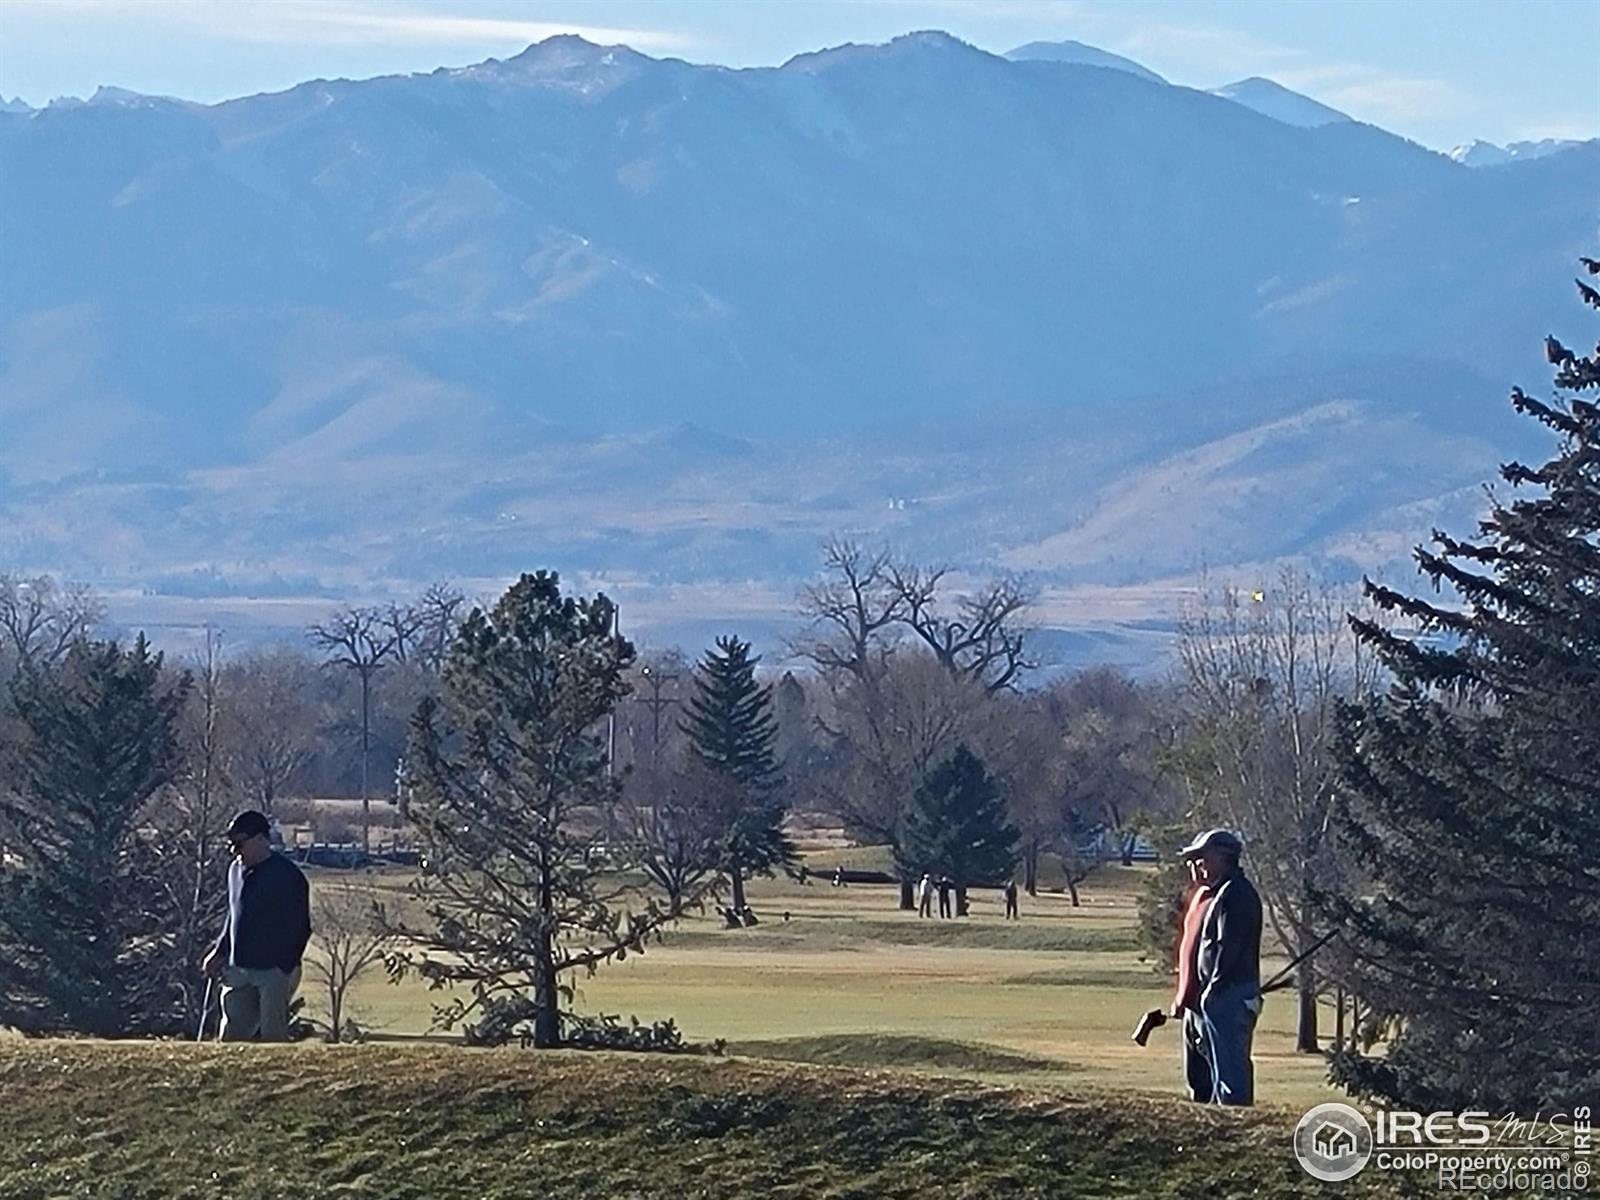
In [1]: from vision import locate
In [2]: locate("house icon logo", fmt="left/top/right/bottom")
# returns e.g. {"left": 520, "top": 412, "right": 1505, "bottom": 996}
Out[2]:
{"left": 1314, "top": 1121, "right": 1357, "bottom": 1158}
{"left": 1294, "top": 1103, "right": 1374, "bottom": 1181}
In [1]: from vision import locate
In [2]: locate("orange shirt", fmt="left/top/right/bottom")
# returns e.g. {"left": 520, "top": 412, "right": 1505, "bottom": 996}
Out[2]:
{"left": 1173, "top": 886, "right": 1211, "bottom": 1013}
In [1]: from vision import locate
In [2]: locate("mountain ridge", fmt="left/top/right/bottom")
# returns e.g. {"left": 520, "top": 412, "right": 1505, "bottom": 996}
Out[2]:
{"left": 1003, "top": 39, "right": 1167, "bottom": 85}
{"left": 1, "top": 32, "right": 1593, "bottom": 662}
{"left": 1209, "top": 76, "right": 1351, "bottom": 128}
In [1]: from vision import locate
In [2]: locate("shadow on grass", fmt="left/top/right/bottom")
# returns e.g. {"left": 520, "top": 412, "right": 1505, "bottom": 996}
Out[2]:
{"left": 663, "top": 920, "right": 1140, "bottom": 954}
{"left": 725, "top": 1032, "right": 1067, "bottom": 1075}
{"left": 841, "top": 920, "right": 1140, "bottom": 952}
{"left": 1001, "top": 967, "right": 1163, "bottom": 988}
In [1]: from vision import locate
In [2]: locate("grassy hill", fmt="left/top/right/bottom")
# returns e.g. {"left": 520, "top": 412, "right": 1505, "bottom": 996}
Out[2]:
{"left": 0, "top": 1041, "right": 1431, "bottom": 1200}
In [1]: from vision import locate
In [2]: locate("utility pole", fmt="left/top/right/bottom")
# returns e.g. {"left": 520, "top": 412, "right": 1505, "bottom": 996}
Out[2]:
{"left": 606, "top": 601, "right": 619, "bottom": 779}
{"left": 634, "top": 664, "right": 680, "bottom": 767}
{"left": 603, "top": 600, "right": 619, "bottom": 848}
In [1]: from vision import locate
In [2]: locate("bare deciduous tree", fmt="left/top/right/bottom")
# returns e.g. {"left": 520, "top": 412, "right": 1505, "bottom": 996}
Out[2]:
{"left": 381, "top": 601, "right": 422, "bottom": 665}
{"left": 794, "top": 538, "right": 906, "bottom": 681}
{"left": 622, "top": 751, "right": 725, "bottom": 911}
{"left": 887, "top": 564, "right": 1035, "bottom": 692}
{"left": 412, "top": 581, "right": 467, "bottom": 674}
{"left": 816, "top": 650, "right": 989, "bottom": 906}
{"left": 225, "top": 646, "right": 318, "bottom": 815}
{"left": 306, "top": 879, "right": 396, "bottom": 1042}
{"left": 143, "top": 626, "right": 233, "bottom": 1030}
{"left": 0, "top": 573, "right": 103, "bottom": 677}
{"left": 308, "top": 607, "right": 402, "bottom": 853}
{"left": 795, "top": 539, "right": 1033, "bottom": 906}
{"left": 1172, "top": 568, "right": 1380, "bottom": 1052}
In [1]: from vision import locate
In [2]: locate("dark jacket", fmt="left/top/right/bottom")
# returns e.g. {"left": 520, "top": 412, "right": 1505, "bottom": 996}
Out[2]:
{"left": 1195, "top": 868, "right": 1262, "bottom": 994}
{"left": 215, "top": 851, "right": 312, "bottom": 973}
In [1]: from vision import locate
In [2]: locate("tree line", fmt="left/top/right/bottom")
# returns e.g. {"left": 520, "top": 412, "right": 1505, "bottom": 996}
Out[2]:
{"left": 0, "top": 260, "right": 1592, "bottom": 1110}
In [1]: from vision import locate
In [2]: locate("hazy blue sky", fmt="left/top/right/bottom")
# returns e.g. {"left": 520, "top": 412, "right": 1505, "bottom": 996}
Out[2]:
{"left": 2, "top": 0, "right": 1596, "bottom": 149}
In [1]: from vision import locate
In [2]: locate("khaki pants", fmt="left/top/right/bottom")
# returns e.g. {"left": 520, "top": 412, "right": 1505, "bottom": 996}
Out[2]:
{"left": 219, "top": 965, "right": 301, "bottom": 1042}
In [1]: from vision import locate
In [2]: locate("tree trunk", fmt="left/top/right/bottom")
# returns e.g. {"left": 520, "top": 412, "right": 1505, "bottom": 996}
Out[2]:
{"left": 730, "top": 866, "right": 747, "bottom": 913}
{"left": 1024, "top": 838, "right": 1039, "bottom": 896}
{"left": 359, "top": 672, "right": 372, "bottom": 855}
{"left": 329, "top": 979, "right": 343, "bottom": 1044}
{"left": 898, "top": 878, "right": 915, "bottom": 910}
{"left": 955, "top": 885, "right": 968, "bottom": 917}
{"left": 532, "top": 931, "right": 560, "bottom": 1049}
{"left": 1066, "top": 875, "right": 1081, "bottom": 907}
{"left": 1295, "top": 959, "right": 1319, "bottom": 1052}
{"left": 534, "top": 841, "right": 560, "bottom": 1048}
{"left": 1334, "top": 984, "right": 1345, "bottom": 1053}
{"left": 1120, "top": 833, "right": 1136, "bottom": 867}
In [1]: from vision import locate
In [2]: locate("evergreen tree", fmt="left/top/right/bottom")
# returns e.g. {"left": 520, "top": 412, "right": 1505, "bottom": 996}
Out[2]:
{"left": 681, "top": 635, "right": 792, "bottom": 911}
{"left": 0, "top": 637, "right": 188, "bottom": 1035}
{"left": 393, "top": 572, "right": 674, "bottom": 1048}
{"left": 898, "top": 744, "right": 1019, "bottom": 914}
{"left": 1324, "top": 260, "right": 1600, "bottom": 1109}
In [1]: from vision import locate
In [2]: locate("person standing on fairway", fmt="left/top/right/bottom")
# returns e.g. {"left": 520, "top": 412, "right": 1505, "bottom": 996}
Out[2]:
{"left": 1003, "top": 879, "right": 1019, "bottom": 920}
{"left": 917, "top": 873, "right": 934, "bottom": 918}
{"left": 1171, "top": 829, "right": 1262, "bottom": 1105}
{"left": 201, "top": 810, "right": 311, "bottom": 1042}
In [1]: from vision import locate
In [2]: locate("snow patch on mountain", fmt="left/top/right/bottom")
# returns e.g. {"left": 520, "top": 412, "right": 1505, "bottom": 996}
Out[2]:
{"left": 1449, "top": 137, "right": 1588, "bottom": 167}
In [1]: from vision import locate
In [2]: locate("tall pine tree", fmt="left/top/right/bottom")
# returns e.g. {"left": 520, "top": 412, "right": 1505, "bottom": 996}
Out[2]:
{"left": 681, "top": 635, "right": 792, "bottom": 912}
{"left": 0, "top": 637, "right": 188, "bottom": 1035}
{"left": 1324, "top": 260, "right": 1600, "bottom": 1110}
{"left": 899, "top": 744, "right": 1019, "bottom": 915}
{"left": 393, "top": 572, "right": 674, "bottom": 1048}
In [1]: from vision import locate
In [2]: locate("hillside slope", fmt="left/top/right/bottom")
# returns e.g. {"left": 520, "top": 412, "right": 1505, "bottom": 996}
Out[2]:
{"left": 0, "top": 1041, "right": 1431, "bottom": 1199}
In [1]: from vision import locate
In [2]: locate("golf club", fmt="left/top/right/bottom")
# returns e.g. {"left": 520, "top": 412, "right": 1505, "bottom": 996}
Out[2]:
{"left": 195, "top": 977, "right": 215, "bottom": 1044}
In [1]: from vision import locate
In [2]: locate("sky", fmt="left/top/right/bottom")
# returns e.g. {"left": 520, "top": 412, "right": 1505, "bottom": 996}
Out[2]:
{"left": 1, "top": 0, "right": 1596, "bottom": 150}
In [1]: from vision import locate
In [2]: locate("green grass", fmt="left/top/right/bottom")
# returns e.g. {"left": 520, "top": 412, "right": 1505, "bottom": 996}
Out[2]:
{"left": 0, "top": 1042, "right": 1437, "bottom": 1200}
{"left": 327, "top": 862, "right": 1345, "bottom": 1110}
{"left": 724, "top": 1033, "right": 1064, "bottom": 1075}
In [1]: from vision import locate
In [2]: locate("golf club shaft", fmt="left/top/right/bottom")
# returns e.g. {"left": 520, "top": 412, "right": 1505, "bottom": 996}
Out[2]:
{"left": 196, "top": 978, "right": 215, "bottom": 1043}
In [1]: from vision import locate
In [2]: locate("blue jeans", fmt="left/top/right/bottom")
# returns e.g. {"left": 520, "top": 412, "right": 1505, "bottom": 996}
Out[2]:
{"left": 1182, "top": 982, "right": 1260, "bottom": 1106}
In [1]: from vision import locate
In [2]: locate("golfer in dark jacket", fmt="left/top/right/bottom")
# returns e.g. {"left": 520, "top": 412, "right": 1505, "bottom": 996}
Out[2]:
{"left": 1172, "top": 828, "right": 1262, "bottom": 1105}
{"left": 201, "top": 810, "right": 312, "bottom": 1042}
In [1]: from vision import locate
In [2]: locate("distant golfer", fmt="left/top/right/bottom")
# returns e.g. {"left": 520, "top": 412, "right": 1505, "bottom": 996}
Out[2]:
{"left": 201, "top": 810, "right": 311, "bottom": 1042}
{"left": 1003, "top": 879, "right": 1019, "bottom": 920}
{"left": 936, "top": 875, "right": 953, "bottom": 919}
{"left": 1170, "top": 828, "right": 1262, "bottom": 1105}
{"left": 917, "top": 873, "right": 934, "bottom": 918}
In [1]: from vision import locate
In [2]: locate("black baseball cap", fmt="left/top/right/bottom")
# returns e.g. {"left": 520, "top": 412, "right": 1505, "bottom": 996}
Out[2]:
{"left": 226, "top": 810, "right": 271, "bottom": 840}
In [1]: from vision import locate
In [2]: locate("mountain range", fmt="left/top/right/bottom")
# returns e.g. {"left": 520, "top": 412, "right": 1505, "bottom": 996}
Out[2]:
{"left": 1, "top": 32, "right": 1595, "bottom": 665}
